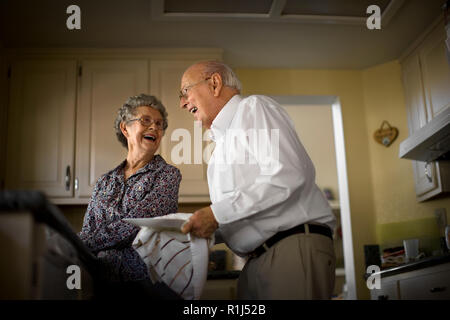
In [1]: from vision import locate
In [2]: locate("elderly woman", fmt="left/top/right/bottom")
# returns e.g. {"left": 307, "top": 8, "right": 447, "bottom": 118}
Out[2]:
{"left": 78, "top": 94, "right": 181, "bottom": 294}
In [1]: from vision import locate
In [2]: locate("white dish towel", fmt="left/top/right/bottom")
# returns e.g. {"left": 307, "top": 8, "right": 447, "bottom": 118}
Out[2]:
{"left": 131, "top": 213, "right": 214, "bottom": 300}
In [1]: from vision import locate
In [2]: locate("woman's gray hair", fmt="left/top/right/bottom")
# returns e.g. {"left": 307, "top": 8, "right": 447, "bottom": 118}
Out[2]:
{"left": 201, "top": 61, "right": 242, "bottom": 92}
{"left": 114, "top": 94, "right": 168, "bottom": 148}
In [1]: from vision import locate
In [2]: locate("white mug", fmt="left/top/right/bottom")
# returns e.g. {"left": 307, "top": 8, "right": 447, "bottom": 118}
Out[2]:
{"left": 403, "top": 238, "right": 419, "bottom": 262}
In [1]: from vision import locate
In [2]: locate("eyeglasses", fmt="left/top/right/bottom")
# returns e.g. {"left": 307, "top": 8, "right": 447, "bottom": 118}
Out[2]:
{"left": 179, "top": 77, "right": 211, "bottom": 100}
{"left": 128, "top": 116, "right": 164, "bottom": 130}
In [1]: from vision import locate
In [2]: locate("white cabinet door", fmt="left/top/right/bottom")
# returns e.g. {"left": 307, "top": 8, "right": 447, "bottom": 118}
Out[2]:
{"left": 401, "top": 54, "right": 439, "bottom": 199}
{"left": 419, "top": 20, "right": 450, "bottom": 120}
{"left": 370, "top": 279, "right": 399, "bottom": 300}
{"left": 401, "top": 20, "right": 450, "bottom": 202}
{"left": 6, "top": 60, "right": 77, "bottom": 197}
{"left": 412, "top": 161, "right": 439, "bottom": 200}
{"left": 399, "top": 263, "right": 450, "bottom": 300}
{"left": 75, "top": 60, "right": 148, "bottom": 199}
{"left": 401, "top": 54, "right": 428, "bottom": 134}
{"left": 150, "top": 61, "right": 211, "bottom": 202}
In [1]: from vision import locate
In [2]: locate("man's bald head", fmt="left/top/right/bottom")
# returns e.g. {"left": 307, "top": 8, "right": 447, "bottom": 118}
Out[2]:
{"left": 179, "top": 61, "right": 241, "bottom": 129}
{"left": 184, "top": 61, "right": 242, "bottom": 93}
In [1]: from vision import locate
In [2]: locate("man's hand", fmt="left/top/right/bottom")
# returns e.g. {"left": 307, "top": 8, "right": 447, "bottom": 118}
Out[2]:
{"left": 181, "top": 206, "right": 218, "bottom": 238}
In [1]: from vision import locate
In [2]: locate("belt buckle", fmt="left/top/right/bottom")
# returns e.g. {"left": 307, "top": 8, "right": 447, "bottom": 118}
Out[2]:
{"left": 248, "top": 252, "right": 257, "bottom": 259}
{"left": 248, "top": 243, "right": 270, "bottom": 259}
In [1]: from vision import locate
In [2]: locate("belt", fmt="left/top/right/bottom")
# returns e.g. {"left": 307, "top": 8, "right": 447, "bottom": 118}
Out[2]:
{"left": 248, "top": 223, "right": 333, "bottom": 259}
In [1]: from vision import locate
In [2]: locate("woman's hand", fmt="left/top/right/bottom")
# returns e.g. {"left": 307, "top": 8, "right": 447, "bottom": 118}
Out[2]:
{"left": 181, "top": 206, "right": 218, "bottom": 238}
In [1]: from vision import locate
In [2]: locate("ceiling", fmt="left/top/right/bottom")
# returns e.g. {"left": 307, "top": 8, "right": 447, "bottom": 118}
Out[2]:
{"left": 0, "top": 0, "right": 446, "bottom": 69}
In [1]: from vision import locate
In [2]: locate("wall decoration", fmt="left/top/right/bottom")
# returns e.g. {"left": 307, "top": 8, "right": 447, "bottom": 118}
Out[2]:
{"left": 374, "top": 121, "right": 398, "bottom": 147}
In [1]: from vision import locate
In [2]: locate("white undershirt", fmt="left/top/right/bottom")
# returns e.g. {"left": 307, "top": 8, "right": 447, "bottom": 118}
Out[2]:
{"left": 208, "top": 94, "right": 336, "bottom": 256}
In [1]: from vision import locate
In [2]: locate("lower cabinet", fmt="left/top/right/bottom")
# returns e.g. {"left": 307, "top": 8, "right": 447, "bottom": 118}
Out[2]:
{"left": 370, "top": 279, "right": 400, "bottom": 300}
{"left": 201, "top": 279, "right": 238, "bottom": 300}
{"left": 400, "top": 266, "right": 450, "bottom": 300}
{"left": 370, "top": 262, "right": 450, "bottom": 300}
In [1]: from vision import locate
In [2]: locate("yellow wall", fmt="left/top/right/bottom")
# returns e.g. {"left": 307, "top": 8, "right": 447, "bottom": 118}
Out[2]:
{"left": 361, "top": 61, "right": 450, "bottom": 250}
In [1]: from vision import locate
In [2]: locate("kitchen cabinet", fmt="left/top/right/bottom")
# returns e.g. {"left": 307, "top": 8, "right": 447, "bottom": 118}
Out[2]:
{"left": 370, "top": 261, "right": 450, "bottom": 300}
{"left": 75, "top": 59, "right": 148, "bottom": 200}
{"left": 201, "top": 279, "right": 238, "bottom": 300}
{"left": 150, "top": 61, "right": 211, "bottom": 203}
{"left": 6, "top": 59, "right": 147, "bottom": 202}
{"left": 400, "top": 18, "right": 450, "bottom": 202}
{"left": 418, "top": 19, "right": 450, "bottom": 120}
{"left": 6, "top": 60, "right": 78, "bottom": 198}
{"left": 4, "top": 49, "right": 222, "bottom": 204}
{"left": 0, "top": 52, "right": 8, "bottom": 191}
{"left": 370, "top": 279, "right": 399, "bottom": 300}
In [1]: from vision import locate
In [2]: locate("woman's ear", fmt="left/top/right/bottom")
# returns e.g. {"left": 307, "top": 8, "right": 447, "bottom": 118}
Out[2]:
{"left": 120, "top": 121, "right": 129, "bottom": 138}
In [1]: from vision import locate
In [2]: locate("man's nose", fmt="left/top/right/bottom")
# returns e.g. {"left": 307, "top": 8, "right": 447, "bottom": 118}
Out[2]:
{"left": 179, "top": 96, "right": 188, "bottom": 109}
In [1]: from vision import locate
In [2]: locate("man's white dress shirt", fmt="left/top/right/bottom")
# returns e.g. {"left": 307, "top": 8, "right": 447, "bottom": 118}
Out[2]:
{"left": 208, "top": 94, "right": 336, "bottom": 256}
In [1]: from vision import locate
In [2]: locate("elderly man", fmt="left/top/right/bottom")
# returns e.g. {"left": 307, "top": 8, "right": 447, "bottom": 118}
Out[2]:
{"left": 180, "top": 61, "right": 336, "bottom": 300}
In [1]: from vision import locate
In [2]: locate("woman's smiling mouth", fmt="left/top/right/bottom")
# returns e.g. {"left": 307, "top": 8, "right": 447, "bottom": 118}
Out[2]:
{"left": 143, "top": 134, "right": 156, "bottom": 141}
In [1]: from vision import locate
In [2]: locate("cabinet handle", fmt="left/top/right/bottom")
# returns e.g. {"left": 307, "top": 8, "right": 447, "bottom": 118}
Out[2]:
{"left": 377, "top": 295, "right": 389, "bottom": 300}
{"left": 430, "top": 286, "right": 446, "bottom": 293}
{"left": 424, "top": 162, "right": 432, "bottom": 183}
{"left": 65, "top": 166, "right": 71, "bottom": 191}
{"left": 74, "top": 177, "right": 79, "bottom": 191}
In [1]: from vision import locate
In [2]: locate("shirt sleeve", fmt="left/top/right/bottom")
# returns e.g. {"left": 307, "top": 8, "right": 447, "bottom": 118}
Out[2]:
{"left": 81, "top": 166, "right": 182, "bottom": 254}
{"left": 210, "top": 96, "right": 314, "bottom": 225}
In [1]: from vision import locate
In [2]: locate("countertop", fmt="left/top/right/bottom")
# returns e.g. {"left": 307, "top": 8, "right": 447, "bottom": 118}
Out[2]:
{"left": 207, "top": 270, "right": 241, "bottom": 280}
{"left": 365, "top": 253, "right": 450, "bottom": 280}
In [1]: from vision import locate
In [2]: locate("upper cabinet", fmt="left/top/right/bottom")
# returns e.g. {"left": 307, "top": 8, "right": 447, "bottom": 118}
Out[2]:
{"left": 75, "top": 59, "right": 148, "bottom": 200}
{"left": 6, "top": 60, "right": 78, "bottom": 198}
{"left": 418, "top": 20, "right": 450, "bottom": 120}
{"left": 402, "top": 54, "right": 428, "bottom": 135}
{"left": 400, "top": 18, "right": 450, "bottom": 202}
{"left": 150, "top": 61, "right": 212, "bottom": 203}
{"left": 4, "top": 49, "right": 222, "bottom": 204}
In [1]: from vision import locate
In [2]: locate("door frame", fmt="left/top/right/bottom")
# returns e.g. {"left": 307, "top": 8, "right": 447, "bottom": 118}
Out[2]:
{"left": 271, "top": 95, "right": 356, "bottom": 300}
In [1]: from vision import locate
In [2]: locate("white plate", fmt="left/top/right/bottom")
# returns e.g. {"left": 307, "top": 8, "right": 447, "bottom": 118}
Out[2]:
{"left": 123, "top": 213, "right": 191, "bottom": 232}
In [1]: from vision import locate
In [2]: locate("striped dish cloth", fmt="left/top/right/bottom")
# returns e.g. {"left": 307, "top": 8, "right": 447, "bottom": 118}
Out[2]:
{"left": 132, "top": 213, "right": 214, "bottom": 299}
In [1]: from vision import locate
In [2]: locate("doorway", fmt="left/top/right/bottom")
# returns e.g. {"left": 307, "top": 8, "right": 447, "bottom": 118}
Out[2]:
{"left": 271, "top": 95, "right": 356, "bottom": 300}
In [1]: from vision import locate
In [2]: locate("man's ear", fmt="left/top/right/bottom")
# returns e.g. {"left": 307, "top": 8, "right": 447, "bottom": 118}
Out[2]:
{"left": 211, "top": 73, "right": 223, "bottom": 97}
{"left": 120, "top": 121, "right": 129, "bottom": 138}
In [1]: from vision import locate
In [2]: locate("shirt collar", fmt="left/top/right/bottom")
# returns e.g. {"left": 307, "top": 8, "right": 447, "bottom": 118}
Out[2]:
{"left": 112, "top": 154, "right": 166, "bottom": 179}
{"left": 210, "top": 94, "right": 242, "bottom": 141}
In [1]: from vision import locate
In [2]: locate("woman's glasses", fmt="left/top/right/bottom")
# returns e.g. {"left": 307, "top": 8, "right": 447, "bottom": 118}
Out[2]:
{"left": 128, "top": 116, "right": 164, "bottom": 130}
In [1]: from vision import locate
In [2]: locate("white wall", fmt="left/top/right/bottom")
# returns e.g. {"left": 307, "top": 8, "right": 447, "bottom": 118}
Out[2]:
{"left": 282, "top": 104, "right": 339, "bottom": 201}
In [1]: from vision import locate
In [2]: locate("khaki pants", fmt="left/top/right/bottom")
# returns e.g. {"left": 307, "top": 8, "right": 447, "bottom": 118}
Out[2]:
{"left": 237, "top": 226, "right": 336, "bottom": 300}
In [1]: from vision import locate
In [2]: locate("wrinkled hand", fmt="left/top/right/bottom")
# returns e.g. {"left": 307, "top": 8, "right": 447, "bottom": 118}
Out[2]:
{"left": 181, "top": 206, "right": 218, "bottom": 238}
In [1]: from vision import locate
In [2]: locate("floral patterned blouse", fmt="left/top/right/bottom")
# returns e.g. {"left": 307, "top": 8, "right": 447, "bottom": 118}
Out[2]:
{"left": 78, "top": 155, "right": 182, "bottom": 282}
